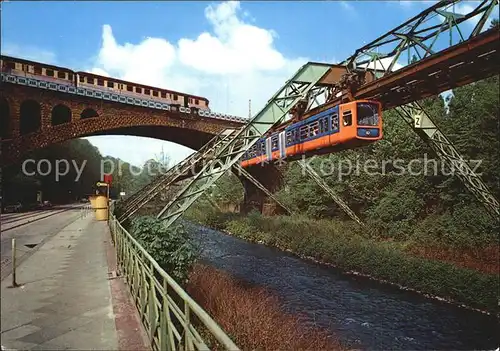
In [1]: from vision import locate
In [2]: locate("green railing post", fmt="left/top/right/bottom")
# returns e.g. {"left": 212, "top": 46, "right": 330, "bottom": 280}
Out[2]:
{"left": 107, "top": 212, "right": 240, "bottom": 351}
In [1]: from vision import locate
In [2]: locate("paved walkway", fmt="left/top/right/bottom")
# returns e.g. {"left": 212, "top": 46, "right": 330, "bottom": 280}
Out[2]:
{"left": 1, "top": 214, "right": 149, "bottom": 350}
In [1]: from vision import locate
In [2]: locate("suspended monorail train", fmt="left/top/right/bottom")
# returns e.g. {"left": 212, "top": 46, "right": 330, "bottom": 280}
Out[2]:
{"left": 241, "top": 100, "right": 382, "bottom": 167}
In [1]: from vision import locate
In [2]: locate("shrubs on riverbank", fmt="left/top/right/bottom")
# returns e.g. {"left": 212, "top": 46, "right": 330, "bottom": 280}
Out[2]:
{"left": 129, "top": 216, "right": 200, "bottom": 282}
{"left": 187, "top": 264, "right": 342, "bottom": 350}
{"left": 185, "top": 207, "right": 499, "bottom": 313}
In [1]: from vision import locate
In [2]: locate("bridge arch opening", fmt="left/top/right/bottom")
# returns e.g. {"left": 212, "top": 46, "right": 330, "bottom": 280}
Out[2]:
{"left": 81, "top": 108, "right": 99, "bottom": 119}
{"left": 20, "top": 100, "right": 41, "bottom": 135}
{"left": 51, "top": 104, "right": 72, "bottom": 126}
{"left": 0, "top": 98, "right": 10, "bottom": 139}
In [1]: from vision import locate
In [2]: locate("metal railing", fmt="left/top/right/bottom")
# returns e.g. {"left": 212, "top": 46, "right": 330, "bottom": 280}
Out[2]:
{"left": 108, "top": 208, "right": 239, "bottom": 351}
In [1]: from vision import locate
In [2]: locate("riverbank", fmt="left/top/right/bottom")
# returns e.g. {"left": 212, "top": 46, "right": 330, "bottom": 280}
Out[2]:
{"left": 185, "top": 208, "right": 499, "bottom": 314}
{"left": 187, "top": 264, "right": 342, "bottom": 350}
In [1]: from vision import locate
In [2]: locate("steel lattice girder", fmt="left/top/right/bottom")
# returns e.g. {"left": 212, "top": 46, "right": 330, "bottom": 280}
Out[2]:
{"left": 343, "top": 0, "right": 498, "bottom": 76}
{"left": 298, "top": 160, "right": 365, "bottom": 226}
{"left": 118, "top": 128, "right": 239, "bottom": 222}
{"left": 352, "top": 28, "right": 499, "bottom": 110}
{"left": 232, "top": 164, "right": 293, "bottom": 215}
{"left": 119, "top": 128, "right": 294, "bottom": 221}
{"left": 395, "top": 101, "right": 499, "bottom": 217}
{"left": 155, "top": 63, "right": 332, "bottom": 228}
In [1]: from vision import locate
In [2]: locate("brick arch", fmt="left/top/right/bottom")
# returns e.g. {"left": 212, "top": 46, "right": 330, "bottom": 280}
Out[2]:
{"left": 1, "top": 112, "right": 238, "bottom": 166}
{"left": 51, "top": 104, "right": 72, "bottom": 126}
{"left": 0, "top": 98, "right": 10, "bottom": 139}
{"left": 1, "top": 83, "right": 243, "bottom": 166}
{"left": 20, "top": 99, "right": 41, "bottom": 135}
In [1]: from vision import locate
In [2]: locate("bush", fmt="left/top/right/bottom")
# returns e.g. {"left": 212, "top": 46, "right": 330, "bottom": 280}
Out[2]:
{"left": 187, "top": 264, "right": 342, "bottom": 350}
{"left": 130, "top": 216, "right": 200, "bottom": 283}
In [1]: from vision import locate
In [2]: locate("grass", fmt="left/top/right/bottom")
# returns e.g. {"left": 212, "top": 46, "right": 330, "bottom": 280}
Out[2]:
{"left": 187, "top": 264, "right": 343, "bottom": 351}
{"left": 185, "top": 206, "right": 500, "bottom": 314}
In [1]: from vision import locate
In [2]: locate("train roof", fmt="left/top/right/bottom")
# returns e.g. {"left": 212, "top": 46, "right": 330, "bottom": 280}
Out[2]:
{"left": 1, "top": 54, "right": 73, "bottom": 73}
{"left": 1, "top": 54, "right": 209, "bottom": 103}
{"left": 77, "top": 71, "right": 209, "bottom": 102}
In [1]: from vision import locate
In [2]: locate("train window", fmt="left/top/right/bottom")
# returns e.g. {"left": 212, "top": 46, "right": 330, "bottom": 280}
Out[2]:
{"left": 152, "top": 91, "right": 158, "bottom": 97}
{"left": 34, "top": 65, "right": 42, "bottom": 75}
{"left": 46, "top": 69, "right": 54, "bottom": 77}
{"left": 320, "top": 118, "right": 329, "bottom": 133}
{"left": 107, "top": 81, "right": 114, "bottom": 88}
{"left": 272, "top": 138, "right": 278, "bottom": 150}
{"left": 118, "top": 84, "right": 124, "bottom": 90}
{"left": 145, "top": 89, "right": 150, "bottom": 95}
{"left": 136, "top": 87, "right": 143, "bottom": 94}
{"left": 300, "top": 125, "right": 308, "bottom": 140}
{"left": 173, "top": 94, "right": 178, "bottom": 101}
{"left": 342, "top": 110, "right": 352, "bottom": 126}
{"left": 127, "top": 85, "right": 133, "bottom": 92}
{"left": 97, "top": 78, "right": 104, "bottom": 86}
{"left": 310, "top": 121, "right": 320, "bottom": 136}
{"left": 79, "top": 76, "right": 85, "bottom": 83}
{"left": 6, "top": 61, "right": 16, "bottom": 70}
{"left": 57, "top": 71, "right": 66, "bottom": 79}
{"left": 195, "top": 99, "right": 199, "bottom": 105}
{"left": 161, "top": 92, "right": 167, "bottom": 98}
{"left": 331, "top": 113, "right": 339, "bottom": 130}
{"left": 357, "top": 103, "right": 379, "bottom": 126}
{"left": 68, "top": 73, "right": 73, "bottom": 80}
{"left": 87, "top": 77, "right": 95, "bottom": 84}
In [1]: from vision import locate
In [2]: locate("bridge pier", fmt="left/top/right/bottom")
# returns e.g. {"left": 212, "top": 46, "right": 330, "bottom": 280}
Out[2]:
{"left": 238, "top": 163, "right": 288, "bottom": 216}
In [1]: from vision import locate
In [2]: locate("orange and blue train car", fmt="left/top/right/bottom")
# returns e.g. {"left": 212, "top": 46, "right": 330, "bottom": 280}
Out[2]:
{"left": 241, "top": 100, "right": 383, "bottom": 167}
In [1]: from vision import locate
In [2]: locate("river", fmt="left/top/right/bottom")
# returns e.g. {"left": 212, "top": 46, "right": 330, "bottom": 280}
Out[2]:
{"left": 188, "top": 223, "right": 499, "bottom": 350}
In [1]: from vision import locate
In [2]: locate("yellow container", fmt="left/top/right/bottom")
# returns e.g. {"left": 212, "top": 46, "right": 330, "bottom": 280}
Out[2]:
{"left": 95, "top": 195, "right": 108, "bottom": 221}
{"left": 89, "top": 195, "right": 98, "bottom": 209}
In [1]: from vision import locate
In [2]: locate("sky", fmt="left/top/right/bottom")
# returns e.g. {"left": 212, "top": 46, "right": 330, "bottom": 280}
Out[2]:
{"left": 1, "top": 0, "right": 494, "bottom": 166}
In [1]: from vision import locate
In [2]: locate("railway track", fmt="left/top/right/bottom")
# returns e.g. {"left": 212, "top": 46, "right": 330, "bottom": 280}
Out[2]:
{"left": 0, "top": 206, "right": 82, "bottom": 233}
{"left": 1, "top": 209, "right": 54, "bottom": 225}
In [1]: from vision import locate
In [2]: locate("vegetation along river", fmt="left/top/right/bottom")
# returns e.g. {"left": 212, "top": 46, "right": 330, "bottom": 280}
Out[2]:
{"left": 188, "top": 223, "right": 499, "bottom": 350}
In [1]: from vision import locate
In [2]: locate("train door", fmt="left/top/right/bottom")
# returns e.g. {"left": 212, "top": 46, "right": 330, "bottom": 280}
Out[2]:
{"left": 265, "top": 137, "right": 273, "bottom": 162}
{"left": 339, "top": 102, "right": 356, "bottom": 143}
{"left": 278, "top": 131, "right": 286, "bottom": 160}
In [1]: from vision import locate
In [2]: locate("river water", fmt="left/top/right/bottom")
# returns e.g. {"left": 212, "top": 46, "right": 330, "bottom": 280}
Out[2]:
{"left": 188, "top": 224, "right": 499, "bottom": 350}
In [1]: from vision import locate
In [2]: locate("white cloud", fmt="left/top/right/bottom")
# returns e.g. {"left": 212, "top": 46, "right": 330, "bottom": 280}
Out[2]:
{"left": 90, "top": 1, "right": 307, "bottom": 116}
{"left": 86, "top": 1, "right": 309, "bottom": 166}
{"left": 1, "top": 43, "right": 56, "bottom": 64}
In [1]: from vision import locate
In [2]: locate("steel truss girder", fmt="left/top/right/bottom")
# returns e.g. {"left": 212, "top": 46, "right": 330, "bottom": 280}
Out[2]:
{"left": 343, "top": 0, "right": 498, "bottom": 77}
{"left": 155, "top": 63, "right": 332, "bottom": 228}
{"left": 232, "top": 164, "right": 293, "bottom": 215}
{"left": 118, "top": 128, "right": 239, "bottom": 222}
{"left": 395, "top": 101, "right": 499, "bottom": 217}
{"left": 203, "top": 192, "right": 223, "bottom": 211}
{"left": 298, "top": 160, "right": 365, "bottom": 226}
